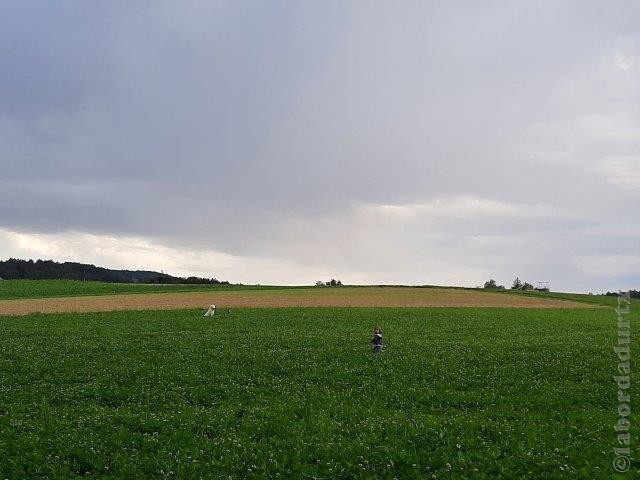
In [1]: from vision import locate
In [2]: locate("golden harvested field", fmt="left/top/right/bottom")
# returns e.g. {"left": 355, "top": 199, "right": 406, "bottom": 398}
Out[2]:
{"left": 0, "top": 287, "right": 594, "bottom": 315}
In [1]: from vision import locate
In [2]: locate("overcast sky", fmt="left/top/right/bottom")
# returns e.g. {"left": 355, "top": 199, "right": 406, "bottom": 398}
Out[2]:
{"left": 1, "top": 1, "right": 638, "bottom": 292}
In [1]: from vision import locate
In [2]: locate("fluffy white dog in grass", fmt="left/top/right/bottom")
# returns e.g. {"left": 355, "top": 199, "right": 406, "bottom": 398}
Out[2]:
{"left": 204, "top": 304, "right": 216, "bottom": 317}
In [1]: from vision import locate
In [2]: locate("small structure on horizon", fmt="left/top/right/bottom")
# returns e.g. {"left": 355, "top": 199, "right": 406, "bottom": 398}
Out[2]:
{"left": 535, "top": 281, "right": 550, "bottom": 292}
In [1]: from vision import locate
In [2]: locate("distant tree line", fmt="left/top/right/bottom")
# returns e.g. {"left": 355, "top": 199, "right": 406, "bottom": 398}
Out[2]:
{"left": 605, "top": 290, "right": 640, "bottom": 299}
{"left": 483, "top": 279, "right": 505, "bottom": 289}
{"left": 316, "top": 279, "right": 343, "bottom": 286}
{"left": 485, "top": 277, "right": 639, "bottom": 296}
{"left": 510, "top": 277, "right": 535, "bottom": 291}
{"left": 0, "top": 259, "right": 229, "bottom": 285}
{"left": 484, "top": 277, "right": 543, "bottom": 291}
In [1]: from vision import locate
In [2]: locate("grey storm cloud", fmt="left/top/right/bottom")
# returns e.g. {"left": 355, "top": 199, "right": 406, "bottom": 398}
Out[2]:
{"left": 0, "top": 1, "right": 639, "bottom": 291}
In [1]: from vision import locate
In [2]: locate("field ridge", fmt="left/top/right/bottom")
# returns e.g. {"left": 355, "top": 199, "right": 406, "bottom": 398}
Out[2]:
{"left": 0, "top": 286, "right": 597, "bottom": 316}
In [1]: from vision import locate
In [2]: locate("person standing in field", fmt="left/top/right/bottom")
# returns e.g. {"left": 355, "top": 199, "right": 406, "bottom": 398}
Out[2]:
{"left": 371, "top": 327, "right": 384, "bottom": 353}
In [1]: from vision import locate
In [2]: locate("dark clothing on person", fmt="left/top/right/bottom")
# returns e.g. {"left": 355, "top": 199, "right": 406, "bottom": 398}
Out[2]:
{"left": 371, "top": 333, "right": 383, "bottom": 353}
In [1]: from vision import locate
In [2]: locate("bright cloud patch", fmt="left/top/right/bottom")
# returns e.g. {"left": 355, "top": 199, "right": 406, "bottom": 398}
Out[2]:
{"left": 0, "top": 228, "right": 334, "bottom": 285}
{"left": 589, "top": 156, "right": 640, "bottom": 189}
{"left": 366, "top": 198, "right": 566, "bottom": 220}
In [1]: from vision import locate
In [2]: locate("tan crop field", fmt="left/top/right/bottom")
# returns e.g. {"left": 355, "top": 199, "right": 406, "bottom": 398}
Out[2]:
{"left": 0, "top": 286, "right": 594, "bottom": 315}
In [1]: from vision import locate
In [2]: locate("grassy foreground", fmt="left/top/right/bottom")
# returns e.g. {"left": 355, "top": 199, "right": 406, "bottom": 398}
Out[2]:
{"left": 0, "top": 306, "right": 637, "bottom": 479}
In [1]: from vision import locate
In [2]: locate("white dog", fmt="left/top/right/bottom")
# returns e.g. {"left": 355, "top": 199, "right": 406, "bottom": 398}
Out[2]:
{"left": 204, "top": 304, "right": 216, "bottom": 317}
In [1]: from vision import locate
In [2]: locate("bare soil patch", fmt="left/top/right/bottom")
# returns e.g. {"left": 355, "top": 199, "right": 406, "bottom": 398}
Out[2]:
{"left": 0, "top": 287, "right": 593, "bottom": 315}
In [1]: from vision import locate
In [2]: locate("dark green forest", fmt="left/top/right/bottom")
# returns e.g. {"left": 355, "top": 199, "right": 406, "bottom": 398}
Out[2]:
{"left": 0, "top": 259, "right": 227, "bottom": 284}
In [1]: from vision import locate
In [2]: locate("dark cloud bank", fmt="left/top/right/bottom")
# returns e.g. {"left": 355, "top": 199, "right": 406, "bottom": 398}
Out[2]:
{"left": 1, "top": 1, "right": 639, "bottom": 291}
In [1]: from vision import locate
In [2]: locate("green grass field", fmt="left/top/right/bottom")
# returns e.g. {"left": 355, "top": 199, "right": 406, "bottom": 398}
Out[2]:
{"left": 0, "top": 280, "right": 271, "bottom": 300}
{"left": 1, "top": 304, "right": 637, "bottom": 479}
{"left": 0, "top": 279, "right": 625, "bottom": 306}
{"left": 0, "top": 280, "right": 399, "bottom": 300}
